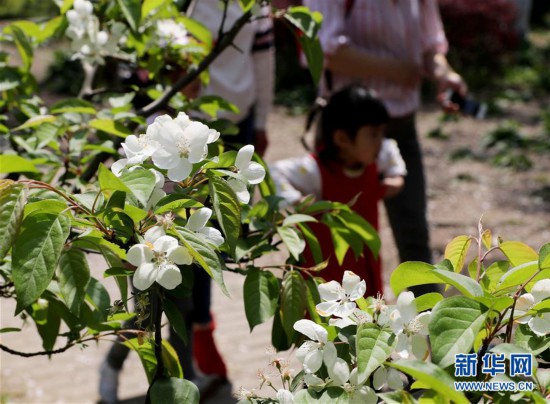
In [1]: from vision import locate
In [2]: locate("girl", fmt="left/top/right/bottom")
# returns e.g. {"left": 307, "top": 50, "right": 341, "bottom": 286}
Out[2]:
{"left": 270, "top": 86, "right": 406, "bottom": 294}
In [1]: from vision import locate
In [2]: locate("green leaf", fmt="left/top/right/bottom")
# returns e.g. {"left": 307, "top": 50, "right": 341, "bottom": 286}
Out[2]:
{"left": 481, "top": 261, "right": 509, "bottom": 292}
{"left": 490, "top": 343, "right": 538, "bottom": 371}
{"left": 85, "top": 277, "right": 111, "bottom": 322}
{"left": 154, "top": 195, "right": 203, "bottom": 214}
{"left": 271, "top": 307, "right": 291, "bottom": 351}
{"left": 297, "top": 222, "right": 323, "bottom": 264}
{"left": 103, "top": 266, "right": 135, "bottom": 277}
{"left": 444, "top": 235, "right": 472, "bottom": 273}
{"left": 243, "top": 268, "right": 279, "bottom": 331}
{"left": 119, "top": 168, "right": 157, "bottom": 208}
{"left": 389, "top": 360, "right": 469, "bottom": 404}
{"left": 496, "top": 261, "right": 539, "bottom": 292}
{"left": 538, "top": 243, "right": 550, "bottom": 270}
{"left": 150, "top": 378, "right": 199, "bottom": 404}
{"left": 280, "top": 270, "right": 306, "bottom": 341}
{"left": 12, "top": 114, "right": 56, "bottom": 131}
{"left": 318, "top": 387, "right": 348, "bottom": 403}
{"left": 513, "top": 324, "right": 550, "bottom": 356}
{"left": 277, "top": 226, "right": 306, "bottom": 261}
{"left": 238, "top": 0, "right": 254, "bottom": 12}
{"left": 429, "top": 296, "right": 488, "bottom": 368}
{"left": 0, "top": 67, "right": 21, "bottom": 91}
{"left": 208, "top": 174, "right": 241, "bottom": 256}
{"left": 414, "top": 292, "right": 444, "bottom": 313}
{"left": 482, "top": 229, "right": 492, "bottom": 250}
{"left": 124, "top": 339, "right": 183, "bottom": 383}
{"left": 299, "top": 35, "right": 323, "bottom": 85}
{"left": 39, "top": 16, "right": 65, "bottom": 43}
{"left": 390, "top": 262, "right": 484, "bottom": 297}
{"left": 285, "top": 6, "right": 323, "bottom": 39}
{"left": 29, "top": 300, "right": 60, "bottom": 352}
{"left": 304, "top": 277, "right": 323, "bottom": 323}
{"left": 175, "top": 226, "right": 228, "bottom": 296}
{"left": 356, "top": 323, "right": 395, "bottom": 382}
{"left": 499, "top": 241, "right": 538, "bottom": 266}
{"left": 89, "top": 119, "right": 132, "bottom": 138}
{"left": 338, "top": 210, "right": 380, "bottom": 258}
{"left": 283, "top": 214, "right": 317, "bottom": 227}
{"left": 0, "top": 155, "right": 39, "bottom": 174}
{"left": 9, "top": 25, "right": 33, "bottom": 70}
{"left": 142, "top": 0, "right": 167, "bottom": 17}
{"left": 0, "top": 328, "right": 21, "bottom": 333}
{"left": 60, "top": 0, "right": 75, "bottom": 13}
{"left": 57, "top": 247, "right": 90, "bottom": 316}
{"left": 0, "top": 181, "right": 26, "bottom": 260}
{"left": 164, "top": 298, "right": 188, "bottom": 345}
{"left": 116, "top": 0, "right": 141, "bottom": 32}
{"left": 378, "top": 391, "right": 418, "bottom": 404}
{"left": 50, "top": 99, "right": 96, "bottom": 115}
{"left": 12, "top": 212, "right": 70, "bottom": 314}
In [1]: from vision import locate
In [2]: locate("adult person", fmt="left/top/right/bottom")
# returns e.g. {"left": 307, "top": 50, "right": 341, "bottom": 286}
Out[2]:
{"left": 303, "top": 0, "right": 468, "bottom": 295}
{"left": 188, "top": 0, "right": 275, "bottom": 382}
{"left": 190, "top": 0, "right": 275, "bottom": 156}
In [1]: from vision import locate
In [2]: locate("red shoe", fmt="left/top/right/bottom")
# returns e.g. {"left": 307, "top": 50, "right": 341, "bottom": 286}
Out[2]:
{"left": 193, "top": 318, "right": 228, "bottom": 378}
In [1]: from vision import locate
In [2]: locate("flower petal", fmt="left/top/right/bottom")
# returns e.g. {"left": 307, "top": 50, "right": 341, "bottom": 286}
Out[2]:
{"left": 372, "top": 367, "right": 387, "bottom": 390}
{"left": 156, "top": 263, "right": 182, "bottom": 290}
{"left": 328, "top": 357, "right": 350, "bottom": 386}
{"left": 293, "top": 319, "right": 328, "bottom": 343}
{"left": 531, "top": 279, "right": 550, "bottom": 303}
{"left": 167, "top": 246, "right": 192, "bottom": 265}
{"left": 127, "top": 244, "right": 153, "bottom": 266}
{"left": 235, "top": 145, "right": 254, "bottom": 170}
{"left": 184, "top": 122, "right": 209, "bottom": 163}
{"left": 133, "top": 263, "right": 157, "bottom": 291}
{"left": 227, "top": 179, "right": 250, "bottom": 204}
{"left": 199, "top": 227, "right": 224, "bottom": 247}
{"left": 303, "top": 372, "right": 324, "bottom": 387}
{"left": 516, "top": 293, "right": 535, "bottom": 311}
{"left": 186, "top": 208, "right": 212, "bottom": 232}
{"left": 415, "top": 311, "right": 431, "bottom": 336}
{"left": 318, "top": 281, "right": 343, "bottom": 302}
{"left": 242, "top": 162, "right": 266, "bottom": 184}
{"left": 323, "top": 341, "right": 337, "bottom": 368}
{"left": 153, "top": 235, "right": 179, "bottom": 253}
{"left": 316, "top": 301, "right": 341, "bottom": 317}
{"left": 276, "top": 389, "right": 294, "bottom": 404}
{"left": 333, "top": 301, "right": 357, "bottom": 319}
{"left": 166, "top": 158, "right": 193, "bottom": 182}
{"left": 396, "top": 291, "right": 417, "bottom": 324}
{"left": 411, "top": 334, "right": 429, "bottom": 360}
{"left": 386, "top": 368, "right": 404, "bottom": 390}
{"left": 342, "top": 271, "right": 361, "bottom": 294}
{"left": 529, "top": 313, "right": 550, "bottom": 336}
{"left": 144, "top": 226, "right": 165, "bottom": 243}
{"left": 111, "top": 158, "right": 128, "bottom": 176}
{"left": 349, "top": 386, "right": 377, "bottom": 404}
{"left": 304, "top": 349, "right": 323, "bottom": 373}
{"left": 296, "top": 341, "right": 318, "bottom": 363}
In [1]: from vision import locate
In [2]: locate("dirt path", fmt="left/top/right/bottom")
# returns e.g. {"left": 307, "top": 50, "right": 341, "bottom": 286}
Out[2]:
{"left": 2, "top": 101, "right": 549, "bottom": 402}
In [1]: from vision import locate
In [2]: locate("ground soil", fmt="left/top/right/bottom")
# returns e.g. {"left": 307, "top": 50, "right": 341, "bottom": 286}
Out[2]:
{"left": 1, "top": 45, "right": 550, "bottom": 402}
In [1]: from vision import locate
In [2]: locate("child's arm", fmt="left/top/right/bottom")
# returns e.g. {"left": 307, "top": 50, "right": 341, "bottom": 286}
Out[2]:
{"left": 269, "top": 155, "right": 321, "bottom": 206}
{"left": 377, "top": 139, "right": 407, "bottom": 199}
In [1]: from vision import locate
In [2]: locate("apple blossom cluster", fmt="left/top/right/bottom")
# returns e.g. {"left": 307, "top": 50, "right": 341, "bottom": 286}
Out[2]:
{"left": 156, "top": 19, "right": 190, "bottom": 48}
{"left": 112, "top": 112, "right": 266, "bottom": 202}
{"left": 65, "top": 0, "right": 125, "bottom": 65}
{"left": 128, "top": 208, "right": 224, "bottom": 291}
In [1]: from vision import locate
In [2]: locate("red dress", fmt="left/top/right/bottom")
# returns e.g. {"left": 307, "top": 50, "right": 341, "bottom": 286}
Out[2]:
{"left": 304, "top": 154, "right": 385, "bottom": 295}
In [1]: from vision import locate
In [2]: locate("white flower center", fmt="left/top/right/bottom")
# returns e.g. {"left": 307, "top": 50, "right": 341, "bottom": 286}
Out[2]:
{"left": 175, "top": 136, "right": 191, "bottom": 158}
{"left": 404, "top": 318, "right": 423, "bottom": 336}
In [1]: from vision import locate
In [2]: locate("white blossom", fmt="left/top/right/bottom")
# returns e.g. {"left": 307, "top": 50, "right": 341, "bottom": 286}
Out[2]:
{"left": 372, "top": 366, "right": 403, "bottom": 391}
{"left": 515, "top": 278, "right": 550, "bottom": 336}
{"left": 293, "top": 320, "right": 349, "bottom": 387}
{"left": 147, "top": 113, "right": 219, "bottom": 181}
{"left": 156, "top": 19, "right": 189, "bottom": 47}
{"left": 127, "top": 227, "right": 192, "bottom": 290}
{"left": 227, "top": 145, "right": 266, "bottom": 203}
{"left": 389, "top": 291, "right": 431, "bottom": 360}
{"left": 276, "top": 389, "right": 294, "bottom": 404}
{"left": 185, "top": 208, "right": 224, "bottom": 247}
{"left": 316, "top": 271, "right": 366, "bottom": 319}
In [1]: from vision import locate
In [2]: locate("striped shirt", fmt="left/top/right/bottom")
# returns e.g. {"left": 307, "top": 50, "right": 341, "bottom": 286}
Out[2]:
{"left": 304, "top": 0, "right": 448, "bottom": 118}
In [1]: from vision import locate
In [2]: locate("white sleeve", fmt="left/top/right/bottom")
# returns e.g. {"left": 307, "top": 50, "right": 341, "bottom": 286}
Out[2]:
{"left": 269, "top": 155, "right": 322, "bottom": 206}
{"left": 377, "top": 138, "right": 407, "bottom": 178}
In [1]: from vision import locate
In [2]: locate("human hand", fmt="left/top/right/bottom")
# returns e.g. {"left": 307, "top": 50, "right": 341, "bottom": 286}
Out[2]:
{"left": 254, "top": 129, "right": 269, "bottom": 157}
{"left": 436, "top": 71, "right": 468, "bottom": 113}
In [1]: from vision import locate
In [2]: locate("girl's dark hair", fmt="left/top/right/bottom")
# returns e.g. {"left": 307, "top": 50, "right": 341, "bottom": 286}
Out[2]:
{"left": 315, "top": 86, "right": 389, "bottom": 163}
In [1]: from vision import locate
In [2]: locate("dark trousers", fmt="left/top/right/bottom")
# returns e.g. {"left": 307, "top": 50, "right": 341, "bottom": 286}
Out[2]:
{"left": 384, "top": 114, "right": 438, "bottom": 295}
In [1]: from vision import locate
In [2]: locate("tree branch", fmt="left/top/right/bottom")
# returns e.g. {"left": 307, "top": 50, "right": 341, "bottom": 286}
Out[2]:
{"left": 137, "top": 9, "right": 253, "bottom": 118}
